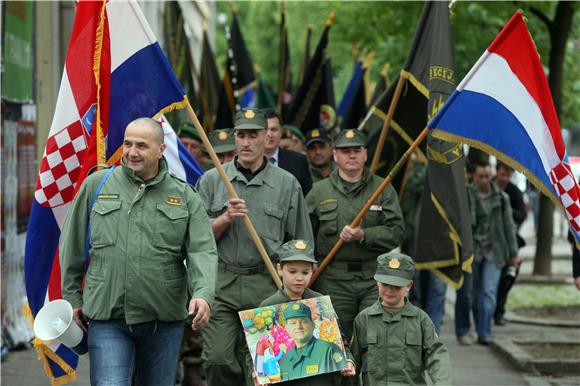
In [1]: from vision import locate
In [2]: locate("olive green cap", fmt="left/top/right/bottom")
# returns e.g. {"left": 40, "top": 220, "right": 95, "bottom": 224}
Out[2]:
{"left": 177, "top": 122, "right": 201, "bottom": 141}
{"left": 333, "top": 129, "right": 367, "bottom": 148}
{"left": 234, "top": 109, "right": 267, "bottom": 130}
{"left": 279, "top": 240, "right": 317, "bottom": 264}
{"left": 374, "top": 252, "right": 415, "bottom": 287}
{"left": 283, "top": 124, "right": 305, "bottom": 142}
{"left": 284, "top": 302, "right": 312, "bottom": 321}
{"left": 208, "top": 129, "right": 236, "bottom": 153}
{"left": 305, "top": 128, "right": 331, "bottom": 147}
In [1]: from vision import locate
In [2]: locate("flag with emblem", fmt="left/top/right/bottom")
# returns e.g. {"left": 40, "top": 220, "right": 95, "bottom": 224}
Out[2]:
{"left": 371, "top": 1, "right": 472, "bottom": 288}
{"left": 287, "top": 12, "right": 336, "bottom": 134}
{"left": 24, "top": 1, "right": 201, "bottom": 383}
{"left": 428, "top": 10, "right": 580, "bottom": 245}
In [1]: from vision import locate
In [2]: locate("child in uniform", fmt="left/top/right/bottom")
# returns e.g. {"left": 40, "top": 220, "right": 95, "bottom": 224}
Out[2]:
{"left": 351, "top": 252, "right": 452, "bottom": 385}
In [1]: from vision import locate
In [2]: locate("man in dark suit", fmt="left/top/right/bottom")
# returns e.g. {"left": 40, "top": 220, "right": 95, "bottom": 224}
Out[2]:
{"left": 263, "top": 108, "right": 313, "bottom": 195}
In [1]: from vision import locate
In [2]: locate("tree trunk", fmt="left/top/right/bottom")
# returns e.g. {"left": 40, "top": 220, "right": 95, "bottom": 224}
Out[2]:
{"left": 532, "top": 2, "right": 575, "bottom": 275}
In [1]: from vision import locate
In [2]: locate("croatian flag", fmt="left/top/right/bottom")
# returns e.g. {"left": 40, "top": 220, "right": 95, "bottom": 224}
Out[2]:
{"left": 428, "top": 10, "right": 580, "bottom": 243}
{"left": 24, "top": 0, "right": 202, "bottom": 383}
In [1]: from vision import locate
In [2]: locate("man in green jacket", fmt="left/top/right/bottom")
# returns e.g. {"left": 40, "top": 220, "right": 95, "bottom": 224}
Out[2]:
{"left": 280, "top": 302, "right": 346, "bottom": 382}
{"left": 306, "top": 129, "right": 405, "bottom": 339}
{"left": 305, "top": 129, "right": 336, "bottom": 183}
{"left": 60, "top": 117, "right": 218, "bottom": 386}
{"left": 469, "top": 161, "right": 518, "bottom": 345}
{"left": 196, "top": 108, "right": 314, "bottom": 386}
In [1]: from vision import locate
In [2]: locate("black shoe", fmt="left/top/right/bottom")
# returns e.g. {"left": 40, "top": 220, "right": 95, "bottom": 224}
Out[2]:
{"left": 477, "top": 337, "right": 491, "bottom": 345}
{"left": 494, "top": 318, "right": 506, "bottom": 326}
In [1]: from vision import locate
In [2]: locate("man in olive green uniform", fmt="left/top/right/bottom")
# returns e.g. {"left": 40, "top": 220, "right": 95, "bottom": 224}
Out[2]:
{"left": 351, "top": 252, "right": 452, "bottom": 386}
{"left": 196, "top": 109, "right": 313, "bottom": 386}
{"left": 305, "top": 129, "right": 336, "bottom": 183}
{"left": 280, "top": 302, "right": 346, "bottom": 382}
{"left": 306, "top": 129, "right": 404, "bottom": 339}
{"left": 60, "top": 118, "right": 218, "bottom": 386}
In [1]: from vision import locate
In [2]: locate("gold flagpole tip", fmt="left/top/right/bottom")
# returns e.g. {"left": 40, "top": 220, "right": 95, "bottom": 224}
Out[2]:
{"left": 326, "top": 10, "right": 336, "bottom": 27}
{"left": 381, "top": 62, "right": 391, "bottom": 76}
{"left": 228, "top": 2, "right": 237, "bottom": 13}
{"left": 364, "top": 51, "right": 375, "bottom": 68}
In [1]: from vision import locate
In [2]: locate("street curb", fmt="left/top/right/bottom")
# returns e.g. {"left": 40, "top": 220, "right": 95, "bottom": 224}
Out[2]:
{"left": 505, "top": 312, "right": 580, "bottom": 328}
{"left": 492, "top": 339, "right": 580, "bottom": 376}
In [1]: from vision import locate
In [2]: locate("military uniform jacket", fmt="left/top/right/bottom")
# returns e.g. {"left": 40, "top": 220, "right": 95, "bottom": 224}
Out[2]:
{"left": 306, "top": 168, "right": 404, "bottom": 265}
{"left": 280, "top": 337, "right": 346, "bottom": 382}
{"left": 351, "top": 300, "right": 452, "bottom": 386}
{"left": 196, "top": 160, "right": 313, "bottom": 267}
{"left": 467, "top": 184, "right": 518, "bottom": 268}
{"left": 60, "top": 159, "right": 218, "bottom": 324}
{"left": 310, "top": 162, "right": 337, "bottom": 184}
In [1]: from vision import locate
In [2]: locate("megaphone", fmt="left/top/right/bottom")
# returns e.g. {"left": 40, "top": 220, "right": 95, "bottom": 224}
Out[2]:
{"left": 33, "top": 299, "right": 88, "bottom": 355}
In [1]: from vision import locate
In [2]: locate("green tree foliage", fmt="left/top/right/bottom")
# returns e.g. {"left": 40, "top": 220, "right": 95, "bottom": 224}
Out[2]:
{"left": 213, "top": 1, "right": 578, "bottom": 128}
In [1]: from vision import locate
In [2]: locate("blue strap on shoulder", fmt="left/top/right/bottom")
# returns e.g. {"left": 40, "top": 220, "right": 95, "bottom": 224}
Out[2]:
{"left": 85, "top": 166, "right": 116, "bottom": 273}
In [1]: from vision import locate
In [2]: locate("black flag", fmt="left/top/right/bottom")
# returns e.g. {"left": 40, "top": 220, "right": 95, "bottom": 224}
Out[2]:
{"left": 287, "top": 12, "right": 336, "bottom": 134}
{"left": 198, "top": 29, "right": 221, "bottom": 131}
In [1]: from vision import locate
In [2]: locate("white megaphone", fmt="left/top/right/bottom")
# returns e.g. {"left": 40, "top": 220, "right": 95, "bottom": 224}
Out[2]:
{"left": 33, "top": 299, "right": 88, "bottom": 355}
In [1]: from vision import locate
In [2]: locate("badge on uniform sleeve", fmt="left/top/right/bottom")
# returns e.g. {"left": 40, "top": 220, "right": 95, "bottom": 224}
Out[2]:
{"left": 333, "top": 352, "right": 343, "bottom": 363}
{"left": 166, "top": 196, "right": 182, "bottom": 206}
{"left": 369, "top": 204, "right": 383, "bottom": 212}
{"left": 306, "top": 365, "right": 319, "bottom": 375}
{"left": 388, "top": 259, "right": 401, "bottom": 269}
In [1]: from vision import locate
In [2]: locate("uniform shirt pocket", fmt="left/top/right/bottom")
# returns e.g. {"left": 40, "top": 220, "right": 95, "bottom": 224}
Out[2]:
{"left": 154, "top": 203, "right": 189, "bottom": 252}
{"left": 90, "top": 200, "right": 122, "bottom": 248}
{"left": 365, "top": 330, "right": 386, "bottom": 378}
{"left": 319, "top": 202, "right": 338, "bottom": 235}
{"left": 262, "top": 203, "right": 284, "bottom": 241}
{"left": 405, "top": 331, "right": 423, "bottom": 374}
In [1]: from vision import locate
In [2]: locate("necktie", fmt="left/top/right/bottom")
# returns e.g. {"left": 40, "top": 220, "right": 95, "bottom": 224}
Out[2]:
{"left": 269, "top": 157, "right": 276, "bottom": 164}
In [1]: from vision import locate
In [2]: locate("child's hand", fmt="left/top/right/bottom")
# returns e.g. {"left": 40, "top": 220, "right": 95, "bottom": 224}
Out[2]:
{"left": 340, "top": 360, "right": 356, "bottom": 377}
{"left": 253, "top": 372, "right": 269, "bottom": 386}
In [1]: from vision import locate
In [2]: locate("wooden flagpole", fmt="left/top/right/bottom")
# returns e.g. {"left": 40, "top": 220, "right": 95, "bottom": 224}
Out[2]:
{"left": 310, "top": 127, "right": 429, "bottom": 285}
{"left": 369, "top": 72, "right": 407, "bottom": 173}
{"left": 185, "top": 101, "right": 283, "bottom": 289}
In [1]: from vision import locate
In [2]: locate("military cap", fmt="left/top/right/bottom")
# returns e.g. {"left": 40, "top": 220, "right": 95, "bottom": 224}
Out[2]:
{"left": 283, "top": 124, "right": 305, "bottom": 142}
{"left": 374, "top": 252, "right": 415, "bottom": 286}
{"left": 333, "top": 129, "right": 367, "bottom": 148}
{"left": 234, "top": 109, "right": 267, "bottom": 130}
{"left": 305, "top": 128, "right": 331, "bottom": 147}
{"left": 284, "top": 302, "right": 312, "bottom": 321}
{"left": 208, "top": 129, "right": 236, "bottom": 154}
{"left": 177, "top": 122, "right": 200, "bottom": 141}
{"left": 279, "top": 240, "right": 317, "bottom": 264}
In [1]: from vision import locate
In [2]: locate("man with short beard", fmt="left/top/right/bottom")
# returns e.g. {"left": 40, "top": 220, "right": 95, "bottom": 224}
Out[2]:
{"left": 305, "top": 129, "right": 336, "bottom": 183}
{"left": 196, "top": 109, "right": 313, "bottom": 386}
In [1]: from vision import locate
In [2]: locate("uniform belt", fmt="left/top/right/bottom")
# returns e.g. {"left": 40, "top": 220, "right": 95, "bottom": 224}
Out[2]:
{"left": 327, "top": 259, "right": 376, "bottom": 272}
{"left": 219, "top": 262, "right": 265, "bottom": 275}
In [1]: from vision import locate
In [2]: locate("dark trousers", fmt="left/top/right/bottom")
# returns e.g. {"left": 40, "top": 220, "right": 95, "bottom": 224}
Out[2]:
{"left": 494, "top": 266, "right": 519, "bottom": 320}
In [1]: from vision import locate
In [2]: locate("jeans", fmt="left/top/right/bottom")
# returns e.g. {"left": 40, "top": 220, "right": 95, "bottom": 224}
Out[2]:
{"left": 418, "top": 271, "right": 447, "bottom": 334}
{"left": 455, "top": 270, "right": 473, "bottom": 337}
{"left": 472, "top": 259, "right": 503, "bottom": 339}
{"left": 88, "top": 319, "right": 184, "bottom": 386}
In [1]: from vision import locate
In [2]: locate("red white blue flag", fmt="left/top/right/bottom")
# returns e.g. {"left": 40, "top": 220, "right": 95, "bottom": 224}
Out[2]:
{"left": 24, "top": 1, "right": 201, "bottom": 383}
{"left": 428, "top": 11, "right": 580, "bottom": 244}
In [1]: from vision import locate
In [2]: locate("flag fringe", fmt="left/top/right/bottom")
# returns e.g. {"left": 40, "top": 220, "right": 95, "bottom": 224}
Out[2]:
{"left": 431, "top": 128, "right": 580, "bottom": 249}
{"left": 22, "top": 303, "right": 78, "bottom": 386}
{"left": 432, "top": 267, "right": 463, "bottom": 289}
{"left": 400, "top": 70, "right": 429, "bottom": 99}
{"left": 93, "top": 0, "right": 108, "bottom": 165}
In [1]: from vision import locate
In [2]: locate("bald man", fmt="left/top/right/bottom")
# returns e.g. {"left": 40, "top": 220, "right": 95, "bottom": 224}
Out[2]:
{"left": 60, "top": 118, "right": 218, "bottom": 386}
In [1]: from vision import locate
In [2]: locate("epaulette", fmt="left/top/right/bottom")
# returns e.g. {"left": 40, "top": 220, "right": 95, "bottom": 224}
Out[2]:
{"left": 88, "top": 163, "right": 114, "bottom": 176}
{"left": 168, "top": 171, "right": 198, "bottom": 192}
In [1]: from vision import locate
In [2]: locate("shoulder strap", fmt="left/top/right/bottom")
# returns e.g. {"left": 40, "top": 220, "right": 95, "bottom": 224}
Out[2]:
{"left": 85, "top": 166, "right": 116, "bottom": 273}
